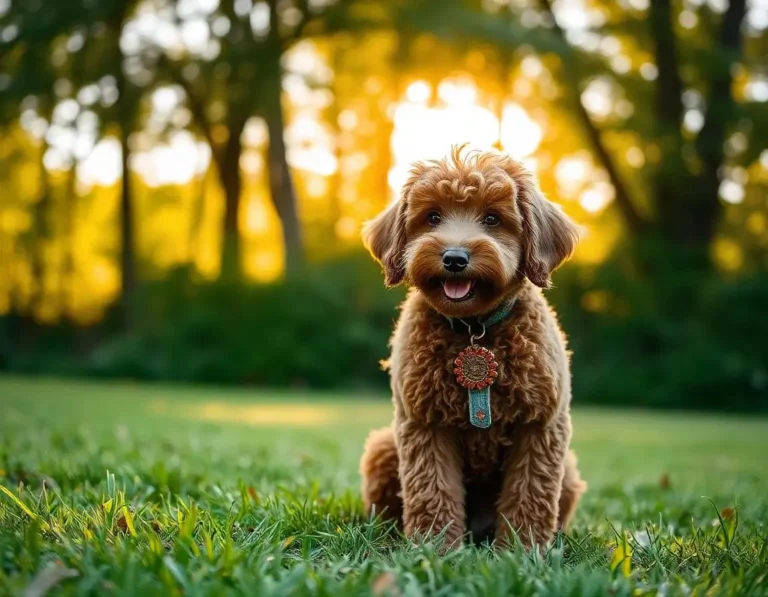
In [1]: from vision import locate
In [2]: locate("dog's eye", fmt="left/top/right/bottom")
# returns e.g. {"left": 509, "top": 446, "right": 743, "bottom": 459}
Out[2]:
{"left": 427, "top": 211, "right": 441, "bottom": 226}
{"left": 483, "top": 213, "right": 500, "bottom": 226}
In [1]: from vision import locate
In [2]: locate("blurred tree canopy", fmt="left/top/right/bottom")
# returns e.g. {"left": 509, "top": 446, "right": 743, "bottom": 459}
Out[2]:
{"left": 0, "top": 0, "right": 766, "bottom": 409}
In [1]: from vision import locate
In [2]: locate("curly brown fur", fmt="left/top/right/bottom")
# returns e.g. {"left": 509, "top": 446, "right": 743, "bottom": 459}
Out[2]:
{"left": 360, "top": 427, "right": 402, "bottom": 525}
{"left": 360, "top": 146, "right": 586, "bottom": 550}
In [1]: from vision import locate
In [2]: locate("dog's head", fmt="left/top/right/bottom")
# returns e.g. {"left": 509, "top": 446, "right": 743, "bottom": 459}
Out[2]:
{"left": 363, "top": 147, "right": 580, "bottom": 318}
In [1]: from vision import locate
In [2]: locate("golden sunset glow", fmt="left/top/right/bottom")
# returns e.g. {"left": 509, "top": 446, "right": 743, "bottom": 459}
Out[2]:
{"left": 75, "top": 75, "right": 550, "bottom": 194}
{"left": 389, "top": 78, "right": 544, "bottom": 198}
{"left": 4, "top": 2, "right": 763, "bottom": 327}
{"left": 53, "top": 65, "right": 579, "bottom": 305}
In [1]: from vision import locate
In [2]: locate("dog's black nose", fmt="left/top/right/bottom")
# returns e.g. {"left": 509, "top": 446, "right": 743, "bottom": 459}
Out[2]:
{"left": 442, "top": 249, "right": 470, "bottom": 272}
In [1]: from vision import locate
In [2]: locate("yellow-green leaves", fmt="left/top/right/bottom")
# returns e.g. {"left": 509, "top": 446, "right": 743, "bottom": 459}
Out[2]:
{"left": 0, "top": 484, "right": 50, "bottom": 532}
{"left": 610, "top": 534, "right": 633, "bottom": 578}
{"left": 102, "top": 499, "right": 113, "bottom": 514}
{"left": 118, "top": 506, "right": 137, "bottom": 537}
{"left": 178, "top": 503, "right": 198, "bottom": 539}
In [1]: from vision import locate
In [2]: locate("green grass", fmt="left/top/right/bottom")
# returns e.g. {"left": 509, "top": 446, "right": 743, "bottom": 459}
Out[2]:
{"left": 1, "top": 377, "right": 767, "bottom": 596}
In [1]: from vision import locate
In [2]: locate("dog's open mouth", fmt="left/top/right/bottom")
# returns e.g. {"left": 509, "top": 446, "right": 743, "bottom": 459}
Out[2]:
{"left": 441, "top": 278, "right": 477, "bottom": 302}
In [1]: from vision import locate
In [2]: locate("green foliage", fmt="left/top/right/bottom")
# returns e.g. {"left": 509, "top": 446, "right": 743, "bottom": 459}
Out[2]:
{"left": 552, "top": 256, "right": 768, "bottom": 412}
{"left": 1, "top": 379, "right": 767, "bottom": 595}
{"left": 3, "top": 253, "right": 766, "bottom": 411}
{"left": 1, "top": 0, "right": 765, "bottom": 415}
{"left": 89, "top": 254, "right": 403, "bottom": 387}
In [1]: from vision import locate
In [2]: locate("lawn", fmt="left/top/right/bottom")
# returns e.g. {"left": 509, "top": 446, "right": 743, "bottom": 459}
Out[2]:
{"left": 1, "top": 377, "right": 767, "bottom": 596}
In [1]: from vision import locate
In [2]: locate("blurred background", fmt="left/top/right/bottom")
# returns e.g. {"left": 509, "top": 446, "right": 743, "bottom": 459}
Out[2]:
{"left": 0, "top": 0, "right": 766, "bottom": 411}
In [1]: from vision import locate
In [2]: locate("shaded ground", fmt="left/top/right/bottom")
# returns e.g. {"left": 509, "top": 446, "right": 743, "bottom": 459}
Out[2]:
{"left": 1, "top": 377, "right": 767, "bottom": 596}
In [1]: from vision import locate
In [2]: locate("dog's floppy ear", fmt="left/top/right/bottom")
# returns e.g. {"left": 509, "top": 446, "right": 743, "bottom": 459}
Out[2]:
{"left": 504, "top": 159, "right": 580, "bottom": 288}
{"left": 362, "top": 197, "right": 408, "bottom": 286}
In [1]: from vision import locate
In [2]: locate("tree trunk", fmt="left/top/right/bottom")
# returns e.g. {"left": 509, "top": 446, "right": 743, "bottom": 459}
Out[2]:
{"left": 263, "top": 50, "right": 303, "bottom": 273}
{"left": 691, "top": 0, "right": 746, "bottom": 250}
{"left": 118, "top": 116, "right": 136, "bottom": 325}
{"left": 539, "top": 0, "right": 647, "bottom": 235}
{"left": 168, "top": 66, "right": 225, "bottom": 275}
{"left": 650, "top": 0, "right": 745, "bottom": 262}
{"left": 649, "top": 0, "right": 700, "bottom": 252}
{"left": 218, "top": 113, "right": 247, "bottom": 280}
{"left": 61, "top": 162, "right": 78, "bottom": 319}
{"left": 650, "top": 0, "right": 684, "bottom": 136}
{"left": 187, "top": 158, "right": 210, "bottom": 267}
{"left": 29, "top": 135, "right": 51, "bottom": 316}
{"left": 111, "top": 3, "right": 137, "bottom": 328}
{"left": 328, "top": 44, "right": 343, "bottom": 239}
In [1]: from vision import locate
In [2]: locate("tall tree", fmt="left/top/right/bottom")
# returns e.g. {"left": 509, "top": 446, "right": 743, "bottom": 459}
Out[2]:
{"left": 164, "top": 0, "right": 337, "bottom": 278}
{"left": 0, "top": 4, "right": 65, "bottom": 316}
{"left": 1, "top": 0, "right": 146, "bottom": 323}
{"left": 263, "top": 0, "right": 302, "bottom": 273}
{"left": 645, "top": 0, "right": 747, "bottom": 258}
{"left": 541, "top": 0, "right": 750, "bottom": 269}
{"left": 401, "top": 0, "right": 758, "bottom": 278}
{"left": 539, "top": 0, "right": 648, "bottom": 236}
{"left": 107, "top": 0, "right": 141, "bottom": 325}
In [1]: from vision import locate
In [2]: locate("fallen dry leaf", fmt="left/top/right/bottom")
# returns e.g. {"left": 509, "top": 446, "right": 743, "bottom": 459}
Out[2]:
{"left": 115, "top": 506, "right": 137, "bottom": 536}
{"left": 23, "top": 563, "right": 78, "bottom": 597}
{"left": 659, "top": 473, "right": 671, "bottom": 489}
{"left": 720, "top": 507, "right": 735, "bottom": 520}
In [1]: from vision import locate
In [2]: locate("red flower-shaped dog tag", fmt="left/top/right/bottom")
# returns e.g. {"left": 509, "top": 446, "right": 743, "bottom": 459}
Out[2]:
{"left": 453, "top": 345, "right": 498, "bottom": 391}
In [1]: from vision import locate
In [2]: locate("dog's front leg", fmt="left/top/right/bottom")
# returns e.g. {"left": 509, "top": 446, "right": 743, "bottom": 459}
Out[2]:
{"left": 397, "top": 419, "right": 465, "bottom": 548}
{"left": 495, "top": 411, "right": 570, "bottom": 550}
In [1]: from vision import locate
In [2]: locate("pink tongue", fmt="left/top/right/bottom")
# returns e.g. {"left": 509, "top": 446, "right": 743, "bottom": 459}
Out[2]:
{"left": 443, "top": 279, "right": 473, "bottom": 300}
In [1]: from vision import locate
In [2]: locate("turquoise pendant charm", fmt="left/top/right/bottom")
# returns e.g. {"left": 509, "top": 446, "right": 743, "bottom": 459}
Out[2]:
{"left": 453, "top": 345, "right": 498, "bottom": 429}
{"left": 468, "top": 387, "right": 492, "bottom": 428}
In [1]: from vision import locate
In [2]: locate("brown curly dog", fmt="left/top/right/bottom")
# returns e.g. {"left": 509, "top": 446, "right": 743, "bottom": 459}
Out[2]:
{"left": 359, "top": 147, "right": 587, "bottom": 550}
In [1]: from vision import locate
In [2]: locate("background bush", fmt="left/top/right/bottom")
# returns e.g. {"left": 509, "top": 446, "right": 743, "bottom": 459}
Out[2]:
{"left": 2, "top": 252, "right": 766, "bottom": 412}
